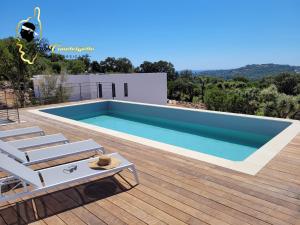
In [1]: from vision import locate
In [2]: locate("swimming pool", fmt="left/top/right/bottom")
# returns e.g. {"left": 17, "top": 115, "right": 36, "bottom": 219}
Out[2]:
{"left": 31, "top": 100, "right": 300, "bottom": 174}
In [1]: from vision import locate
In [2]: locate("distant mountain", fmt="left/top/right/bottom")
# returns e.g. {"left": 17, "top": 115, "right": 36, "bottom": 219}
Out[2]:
{"left": 194, "top": 64, "right": 300, "bottom": 79}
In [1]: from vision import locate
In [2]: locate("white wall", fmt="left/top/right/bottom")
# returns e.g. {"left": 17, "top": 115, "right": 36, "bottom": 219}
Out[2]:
{"left": 33, "top": 73, "right": 167, "bottom": 105}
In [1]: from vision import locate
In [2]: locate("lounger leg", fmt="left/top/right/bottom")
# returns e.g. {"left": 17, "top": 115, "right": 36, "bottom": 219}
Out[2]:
{"left": 128, "top": 165, "right": 139, "bottom": 184}
{"left": 22, "top": 181, "right": 28, "bottom": 192}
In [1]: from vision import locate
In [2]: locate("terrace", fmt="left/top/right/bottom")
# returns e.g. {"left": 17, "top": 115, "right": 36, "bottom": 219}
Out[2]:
{"left": 0, "top": 101, "right": 299, "bottom": 225}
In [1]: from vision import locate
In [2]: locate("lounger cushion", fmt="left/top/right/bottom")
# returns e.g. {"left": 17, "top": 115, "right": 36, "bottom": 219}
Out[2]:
{"left": 0, "top": 153, "right": 42, "bottom": 187}
{"left": 39, "top": 153, "right": 131, "bottom": 187}
{"left": 0, "top": 140, "right": 27, "bottom": 162}
{"left": 26, "top": 139, "right": 103, "bottom": 163}
{"left": 7, "top": 133, "right": 68, "bottom": 150}
{"left": 0, "top": 127, "right": 43, "bottom": 139}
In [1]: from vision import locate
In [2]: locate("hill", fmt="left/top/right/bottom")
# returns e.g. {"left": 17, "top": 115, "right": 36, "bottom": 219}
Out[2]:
{"left": 196, "top": 64, "right": 300, "bottom": 79}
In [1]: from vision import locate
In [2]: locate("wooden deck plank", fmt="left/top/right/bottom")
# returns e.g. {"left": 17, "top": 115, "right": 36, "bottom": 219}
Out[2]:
{"left": 96, "top": 199, "right": 147, "bottom": 225}
{"left": 134, "top": 157, "right": 300, "bottom": 213}
{"left": 127, "top": 169, "right": 281, "bottom": 225}
{"left": 0, "top": 216, "right": 7, "bottom": 225}
{"left": 28, "top": 221, "right": 48, "bottom": 225}
{"left": 102, "top": 145, "right": 300, "bottom": 222}
{"left": 108, "top": 195, "right": 166, "bottom": 225}
{"left": 0, "top": 105, "right": 298, "bottom": 225}
{"left": 127, "top": 188, "right": 207, "bottom": 225}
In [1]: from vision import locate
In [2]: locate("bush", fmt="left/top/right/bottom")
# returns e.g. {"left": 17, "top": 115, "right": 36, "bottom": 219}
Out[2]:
{"left": 52, "top": 62, "right": 61, "bottom": 74}
{"left": 274, "top": 73, "right": 300, "bottom": 95}
{"left": 204, "top": 87, "right": 259, "bottom": 114}
{"left": 37, "top": 74, "right": 70, "bottom": 104}
{"left": 256, "top": 85, "right": 298, "bottom": 118}
{"left": 204, "top": 87, "right": 227, "bottom": 111}
{"left": 67, "top": 60, "right": 86, "bottom": 74}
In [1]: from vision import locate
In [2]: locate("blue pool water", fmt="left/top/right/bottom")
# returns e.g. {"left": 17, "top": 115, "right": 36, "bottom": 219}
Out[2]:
{"left": 42, "top": 101, "right": 291, "bottom": 161}
{"left": 79, "top": 112, "right": 271, "bottom": 161}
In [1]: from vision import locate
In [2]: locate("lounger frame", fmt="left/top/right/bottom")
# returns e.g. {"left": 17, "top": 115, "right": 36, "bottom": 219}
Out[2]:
{"left": 0, "top": 154, "right": 138, "bottom": 203}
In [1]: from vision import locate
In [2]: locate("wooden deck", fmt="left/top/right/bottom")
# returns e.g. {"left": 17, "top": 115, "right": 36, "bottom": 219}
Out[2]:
{"left": 0, "top": 104, "right": 299, "bottom": 225}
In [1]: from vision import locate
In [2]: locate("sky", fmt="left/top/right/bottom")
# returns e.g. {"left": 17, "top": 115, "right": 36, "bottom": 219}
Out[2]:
{"left": 1, "top": 0, "right": 300, "bottom": 70}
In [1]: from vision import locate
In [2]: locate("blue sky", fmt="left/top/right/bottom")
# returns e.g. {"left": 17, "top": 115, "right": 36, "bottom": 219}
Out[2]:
{"left": 1, "top": 0, "right": 299, "bottom": 70}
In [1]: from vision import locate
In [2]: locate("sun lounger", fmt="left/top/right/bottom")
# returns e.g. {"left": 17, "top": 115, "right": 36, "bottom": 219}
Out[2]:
{"left": 0, "top": 126, "right": 44, "bottom": 139}
{"left": 0, "top": 152, "right": 138, "bottom": 202}
{"left": 0, "top": 139, "right": 104, "bottom": 165}
{"left": 7, "top": 133, "right": 69, "bottom": 150}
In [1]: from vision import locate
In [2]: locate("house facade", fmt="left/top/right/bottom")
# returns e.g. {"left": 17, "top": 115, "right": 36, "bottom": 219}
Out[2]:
{"left": 32, "top": 73, "right": 167, "bottom": 105}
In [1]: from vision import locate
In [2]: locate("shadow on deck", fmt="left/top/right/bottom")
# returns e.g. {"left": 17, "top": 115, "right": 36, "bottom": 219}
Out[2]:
{"left": 0, "top": 176, "right": 131, "bottom": 225}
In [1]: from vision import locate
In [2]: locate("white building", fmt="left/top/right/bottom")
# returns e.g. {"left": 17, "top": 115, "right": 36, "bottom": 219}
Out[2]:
{"left": 32, "top": 73, "right": 167, "bottom": 105}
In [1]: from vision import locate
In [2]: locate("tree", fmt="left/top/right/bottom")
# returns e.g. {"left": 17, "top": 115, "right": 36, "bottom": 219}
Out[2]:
{"left": 258, "top": 85, "right": 278, "bottom": 102}
{"left": 99, "top": 57, "right": 134, "bottom": 73}
{"left": 137, "top": 60, "right": 177, "bottom": 81}
{"left": 276, "top": 94, "right": 298, "bottom": 118}
{"left": 115, "top": 57, "right": 134, "bottom": 73}
{"left": 52, "top": 62, "right": 61, "bottom": 74}
{"left": 203, "top": 87, "right": 227, "bottom": 111}
{"left": 0, "top": 38, "right": 35, "bottom": 106}
{"left": 29, "top": 56, "right": 51, "bottom": 75}
{"left": 77, "top": 54, "right": 90, "bottom": 72}
{"left": 179, "top": 70, "right": 193, "bottom": 79}
{"left": 274, "top": 73, "right": 300, "bottom": 95}
{"left": 225, "top": 92, "right": 246, "bottom": 113}
{"left": 99, "top": 57, "right": 117, "bottom": 73}
{"left": 135, "top": 61, "right": 155, "bottom": 73}
{"left": 67, "top": 60, "right": 86, "bottom": 74}
{"left": 256, "top": 85, "right": 298, "bottom": 118}
{"left": 36, "top": 38, "right": 51, "bottom": 57}
{"left": 239, "top": 88, "right": 260, "bottom": 114}
{"left": 167, "top": 71, "right": 200, "bottom": 102}
{"left": 90, "top": 61, "right": 101, "bottom": 73}
{"left": 232, "top": 75, "right": 249, "bottom": 83}
{"left": 49, "top": 53, "right": 65, "bottom": 62}
{"left": 194, "top": 76, "right": 210, "bottom": 101}
{"left": 203, "top": 85, "right": 260, "bottom": 114}
{"left": 155, "top": 61, "right": 177, "bottom": 81}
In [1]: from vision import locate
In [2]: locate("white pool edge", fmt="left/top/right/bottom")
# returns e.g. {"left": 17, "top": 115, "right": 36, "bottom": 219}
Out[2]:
{"left": 29, "top": 100, "right": 300, "bottom": 175}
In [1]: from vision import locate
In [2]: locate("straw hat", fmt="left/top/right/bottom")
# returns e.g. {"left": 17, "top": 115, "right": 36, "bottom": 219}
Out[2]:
{"left": 88, "top": 155, "right": 120, "bottom": 170}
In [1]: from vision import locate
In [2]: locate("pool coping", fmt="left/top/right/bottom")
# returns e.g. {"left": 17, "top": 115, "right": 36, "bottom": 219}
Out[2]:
{"left": 29, "top": 100, "right": 300, "bottom": 175}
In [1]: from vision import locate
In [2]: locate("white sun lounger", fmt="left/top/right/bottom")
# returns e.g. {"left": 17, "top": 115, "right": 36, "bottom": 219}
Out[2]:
{"left": 6, "top": 133, "right": 69, "bottom": 150}
{"left": 0, "top": 126, "right": 45, "bottom": 139}
{"left": 0, "top": 139, "right": 104, "bottom": 165}
{"left": 0, "top": 152, "right": 138, "bottom": 202}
